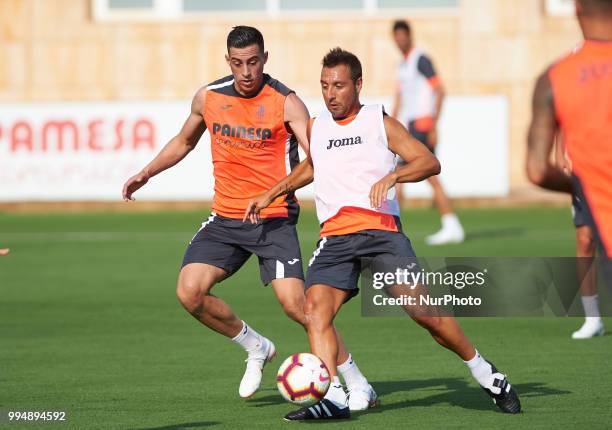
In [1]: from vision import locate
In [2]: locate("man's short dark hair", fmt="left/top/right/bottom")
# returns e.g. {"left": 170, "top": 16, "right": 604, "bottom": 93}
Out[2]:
{"left": 393, "top": 19, "right": 411, "bottom": 33}
{"left": 322, "top": 48, "right": 362, "bottom": 83}
{"left": 227, "top": 26, "right": 264, "bottom": 53}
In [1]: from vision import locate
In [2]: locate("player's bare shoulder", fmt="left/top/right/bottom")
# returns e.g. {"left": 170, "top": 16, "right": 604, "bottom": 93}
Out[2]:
{"left": 383, "top": 112, "right": 404, "bottom": 131}
{"left": 284, "top": 93, "right": 310, "bottom": 122}
{"left": 192, "top": 86, "right": 208, "bottom": 116}
{"left": 174, "top": 86, "right": 208, "bottom": 143}
{"left": 284, "top": 92, "right": 311, "bottom": 152}
{"left": 382, "top": 112, "right": 410, "bottom": 143}
{"left": 532, "top": 68, "right": 554, "bottom": 109}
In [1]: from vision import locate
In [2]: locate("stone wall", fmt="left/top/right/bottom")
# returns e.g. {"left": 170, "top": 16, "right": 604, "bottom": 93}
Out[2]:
{"left": 0, "top": 0, "right": 582, "bottom": 191}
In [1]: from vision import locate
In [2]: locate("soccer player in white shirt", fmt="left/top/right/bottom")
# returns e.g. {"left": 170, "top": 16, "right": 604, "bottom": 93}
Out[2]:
{"left": 245, "top": 48, "right": 520, "bottom": 421}
{"left": 391, "top": 20, "right": 465, "bottom": 245}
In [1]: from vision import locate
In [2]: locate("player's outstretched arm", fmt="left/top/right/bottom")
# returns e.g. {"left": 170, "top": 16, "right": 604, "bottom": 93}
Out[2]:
{"left": 369, "top": 115, "right": 441, "bottom": 209}
{"left": 122, "top": 88, "right": 208, "bottom": 201}
{"left": 526, "top": 71, "right": 572, "bottom": 193}
{"left": 243, "top": 158, "right": 314, "bottom": 224}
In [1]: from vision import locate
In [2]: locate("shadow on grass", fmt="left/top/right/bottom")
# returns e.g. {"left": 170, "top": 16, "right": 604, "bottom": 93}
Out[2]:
{"left": 243, "top": 377, "right": 569, "bottom": 421}
{"left": 465, "top": 228, "right": 526, "bottom": 241}
{"left": 246, "top": 387, "right": 287, "bottom": 408}
{"left": 361, "top": 378, "right": 570, "bottom": 414}
{"left": 137, "top": 421, "right": 221, "bottom": 430}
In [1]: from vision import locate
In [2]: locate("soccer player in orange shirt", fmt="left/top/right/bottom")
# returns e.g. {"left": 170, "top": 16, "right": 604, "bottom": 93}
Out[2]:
{"left": 527, "top": 0, "right": 612, "bottom": 337}
{"left": 122, "top": 26, "right": 372, "bottom": 407}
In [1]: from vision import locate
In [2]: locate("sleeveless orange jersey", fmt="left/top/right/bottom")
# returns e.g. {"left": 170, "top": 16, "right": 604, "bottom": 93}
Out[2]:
{"left": 549, "top": 40, "right": 612, "bottom": 255}
{"left": 204, "top": 74, "right": 299, "bottom": 219}
{"left": 320, "top": 206, "right": 399, "bottom": 237}
{"left": 317, "top": 114, "right": 399, "bottom": 237}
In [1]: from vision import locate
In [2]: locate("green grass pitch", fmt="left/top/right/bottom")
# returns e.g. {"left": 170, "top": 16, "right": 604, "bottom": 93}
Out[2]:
{"left": 1, "top": 207, "right": 611, "bottom": 429}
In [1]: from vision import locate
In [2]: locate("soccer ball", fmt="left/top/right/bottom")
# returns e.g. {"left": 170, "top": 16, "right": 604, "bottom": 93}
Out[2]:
{"left": 276, "top": 353, "right": 330, "bottom": 406}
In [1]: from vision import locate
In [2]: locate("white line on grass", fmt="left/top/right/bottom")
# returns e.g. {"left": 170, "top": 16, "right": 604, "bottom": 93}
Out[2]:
{"left": 0, "top": 232, "right": 190, "bottom": 242}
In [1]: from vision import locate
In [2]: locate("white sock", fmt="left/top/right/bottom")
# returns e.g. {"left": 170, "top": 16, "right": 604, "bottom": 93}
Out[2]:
{"left": 581, "top": 295, "right": 601, "bottom": 319}
{"left": 441, "top": 213, "right": 461, "bottom": 230}
{"left": 464, "top": 350, "right": 495, "bottom": 390}
{"left": 338, "top": 354, "right": 368, "bottom": 388}
{"left": 231, "top": 321, "right": 262, "bottom": 352}
{"left": 324, "top": 376, "right": 348, "bottom": 408}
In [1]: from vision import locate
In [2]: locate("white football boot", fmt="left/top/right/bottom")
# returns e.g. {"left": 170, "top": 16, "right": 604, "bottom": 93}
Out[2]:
{"left": 347, "top": 384, "right": 379, "bottom": 411}
{"left": 239, "top": 337, "right": 276, "bottom": 398}
{"left": 426, "top": 213, "right": 465, "bottom": 246}
{"left": 425, "top": 226, "right": 465, "bottom": 245}
{"left": 572, "top": 318, "right": 605, "bottom": 339}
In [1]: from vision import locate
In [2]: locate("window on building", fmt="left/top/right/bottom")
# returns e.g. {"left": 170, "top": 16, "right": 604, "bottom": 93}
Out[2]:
{"left": 378, "top": 0, "right": 457, "bottom": 8}
{"left": 92, "top": 0, "right": 458, "bottom": 21}
{"left": 183, "top": 0, "right": 267, "bottom": 12}
{"left": 108, "top": 0, "right": 154, "bottom": 8}
{"left": 279, "top": 0, "right": 363, "bottom": 11}
{"left": 545, "top": 0, "right": 574, "bottom": 16}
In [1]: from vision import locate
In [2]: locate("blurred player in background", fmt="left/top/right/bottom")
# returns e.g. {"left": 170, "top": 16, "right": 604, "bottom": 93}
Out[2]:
{"left": 527, "top": 0, "right": 612, "bottom": 335}
{"left": 0, "top": 248, "right": 9, "bottom": 256}
{"left": 556, "top": 139, "right": 603, "bottom": 338}
{"left": 247, "top": 48, "right": 521, "bottom": 420}
{"left": 391, "top": 20, "right": 465, "bottom": 245}
{"left": 122, "top": 26, "right": 372, "bottom": 406}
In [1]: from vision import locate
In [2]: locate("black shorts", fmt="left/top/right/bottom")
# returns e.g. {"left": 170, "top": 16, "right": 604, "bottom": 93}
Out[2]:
{"left": 182, "top": 212, "right": 304, "bottom": 285}
{"left": 305, "top": 228, "right": 418, "bottom": 301}
{"left": 397, "top": 120, "right": 435, "bottom": 166}
{"left": 572, "top": 193, "right": 588, "bottom": 227}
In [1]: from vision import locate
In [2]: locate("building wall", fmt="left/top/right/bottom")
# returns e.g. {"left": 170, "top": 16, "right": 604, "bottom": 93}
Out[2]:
{"left": 0, "top": 0, "right": 581, "bottom": 191}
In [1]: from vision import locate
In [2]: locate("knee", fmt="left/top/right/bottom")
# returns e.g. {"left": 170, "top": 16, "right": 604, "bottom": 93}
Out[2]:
{"left": 304, "top": 294, "right": 318, "bottom": 320}
{"left": 176, "top": 277, "right": 212, "bottom": 313}
{"left": 576, "top": 228, "right": 595, "bottom": 255}
{"left": 304, "top": 295, "right": 332, "bottom": 333}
